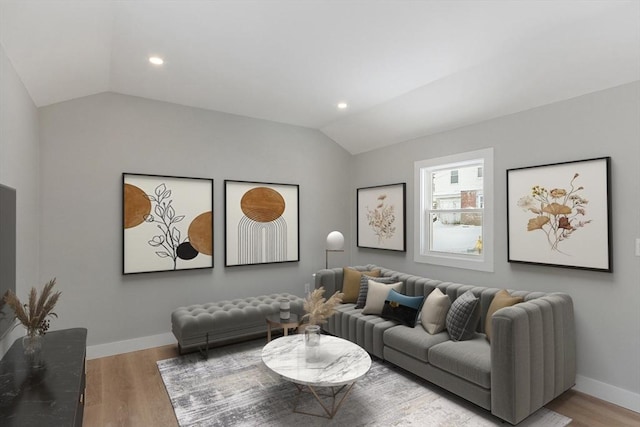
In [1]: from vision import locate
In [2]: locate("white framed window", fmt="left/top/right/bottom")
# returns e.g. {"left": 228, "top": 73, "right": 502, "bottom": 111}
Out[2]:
{"left": 414, "top": 148, "right": 494, "bottom": 272}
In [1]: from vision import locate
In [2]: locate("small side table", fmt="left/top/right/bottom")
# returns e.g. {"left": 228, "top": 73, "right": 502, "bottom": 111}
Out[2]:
{"left": 265, "top": 313, "right": 301, "bottom": 342}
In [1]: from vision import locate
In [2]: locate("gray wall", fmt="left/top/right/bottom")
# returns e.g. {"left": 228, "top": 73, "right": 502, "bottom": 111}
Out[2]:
{"left": 3, "top": 48, "right": 638, "bottom": 409}
{"left": 0, "top": 46, "right": 40, "bottom": 355}
{"left": 351, "top": 82, "right": 640, "bottom": 407}
{"left": 38, "top": 92, "right": 352, "bottom": 347}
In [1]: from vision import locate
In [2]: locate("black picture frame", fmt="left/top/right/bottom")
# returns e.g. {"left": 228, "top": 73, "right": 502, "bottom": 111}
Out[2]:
{"left": 224, "top": 180, "right": 300, "bottom": 267}
{"left": 506, "top": 157, "right": 612, "bottom": 272}
{"left": 122, "top": 173, "right": 214, "bottom": 274}
{"left": 357, "top": 183, "right": 406, "bottom": 252}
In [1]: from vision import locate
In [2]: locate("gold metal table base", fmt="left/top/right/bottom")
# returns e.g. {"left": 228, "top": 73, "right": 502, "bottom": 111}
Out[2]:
{"left": 291, "top": 382, "right": 357, "bottom": 419}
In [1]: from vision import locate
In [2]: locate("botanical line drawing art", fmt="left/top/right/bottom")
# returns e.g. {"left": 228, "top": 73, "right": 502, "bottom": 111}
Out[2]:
{"left": 224, "top": 180, "right": 299, "bottom": 267}
{"left": 357, "top": 183, "right": 406, "bottom": 252}
{"left": 143, "top": 183, "right": 188, "bottom": 269}
{"left": 123, "top": 174, "right": 213, "bottom": 274}
{"left": 517, "top": 173, "right": 590, "bottom": 254}
{"left": 366, "top": 193, "right": 396, "bottom": 243}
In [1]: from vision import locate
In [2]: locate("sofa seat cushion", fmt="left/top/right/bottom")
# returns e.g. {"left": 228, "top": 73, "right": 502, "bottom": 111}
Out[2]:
{"left": 428, "top": 335, "right": 492, "bottom": 389}
{"left": 383, "top": 325, "right": 450, "bottom": 363}
{"left": 336, "top": 303, "right": 358, "bottom": 313}
{"left": 334, "top": 308, "right": 399, "bottom": 358}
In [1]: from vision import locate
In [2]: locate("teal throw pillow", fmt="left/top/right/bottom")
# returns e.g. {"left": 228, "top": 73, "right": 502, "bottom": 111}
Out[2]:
{"left": 381, "top": 289, "right": 425, "bottom": 327}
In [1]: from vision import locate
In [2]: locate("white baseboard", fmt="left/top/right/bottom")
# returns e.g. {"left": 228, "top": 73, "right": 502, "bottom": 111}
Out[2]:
{"left": 574, "top": 374, "right": 640, "bottom": 413}
{"left": 86, "top": 332, "right": 176, "bottom": 360}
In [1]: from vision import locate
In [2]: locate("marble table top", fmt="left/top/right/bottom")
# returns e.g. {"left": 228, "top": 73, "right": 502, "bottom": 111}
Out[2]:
{"left": 261, "top": 334, "right": 371, "bottom": 387}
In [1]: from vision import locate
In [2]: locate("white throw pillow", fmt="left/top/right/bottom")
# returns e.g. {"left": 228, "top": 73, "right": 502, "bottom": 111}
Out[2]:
{"left": 362, "top": 280, "right": 403, "bottom": 315}
{"left": 420, "top": 288, "right": 451, "bottom": 334}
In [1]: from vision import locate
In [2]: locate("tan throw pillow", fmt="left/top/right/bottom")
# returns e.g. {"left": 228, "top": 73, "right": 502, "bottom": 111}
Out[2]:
{"left": 362, "top": 280, "right": 403, "bottom": 315}
{"left": 342, "top": 268, "right": 380, "bottom": 303}
{"left": 420, "top": 288, "right": 451, "bottom": 334}
{"left": 485, "top": 289, "right": 523, "bottom": 342}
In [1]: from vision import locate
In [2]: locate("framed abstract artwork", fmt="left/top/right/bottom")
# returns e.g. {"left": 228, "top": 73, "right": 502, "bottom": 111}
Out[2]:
{"left": 122, "top": 173, "right": 213, "bottom": 274}
{"left": 357, "top": 183, "right": 406, "bottom": 252}
{"left": 507, "top": 157, "right": 612, "bottom": 272}
{"left": 224, "top": 180, "right": 299, "bottom": 267}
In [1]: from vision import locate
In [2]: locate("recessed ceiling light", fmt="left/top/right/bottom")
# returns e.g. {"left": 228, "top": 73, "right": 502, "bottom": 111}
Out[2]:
{"left": 337, "top": 102, "right": 348, "bottom": 109}
{"left": 149, "top": 56, "right": 164, "bottom": 65}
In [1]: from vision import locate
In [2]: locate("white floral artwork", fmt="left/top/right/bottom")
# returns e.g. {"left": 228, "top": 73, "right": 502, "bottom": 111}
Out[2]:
{"left": 357, "top": 183, "right": 406, "bottom": 251}
{"left": 507, "top": 157, "right": 611, "bottom": 272}
{"left": 366, "top": 193, "right": 396, "bottom": 243}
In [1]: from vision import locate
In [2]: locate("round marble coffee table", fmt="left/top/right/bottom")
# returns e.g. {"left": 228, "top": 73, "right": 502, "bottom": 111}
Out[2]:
{"left": 261, "top": 334, "right": 371, "bottom": 419}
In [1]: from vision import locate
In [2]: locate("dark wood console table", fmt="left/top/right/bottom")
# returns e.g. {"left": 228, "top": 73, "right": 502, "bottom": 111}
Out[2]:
{"left": 0, "top": 328, "right": 87, "bottom": 426}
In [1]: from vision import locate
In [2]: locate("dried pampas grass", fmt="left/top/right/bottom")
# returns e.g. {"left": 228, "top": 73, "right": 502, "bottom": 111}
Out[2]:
{"left": 302, "top": 286, "right": 344, "bottom": 325}
{"left": 3, "top": 278, "right": 61, "bottom": 337}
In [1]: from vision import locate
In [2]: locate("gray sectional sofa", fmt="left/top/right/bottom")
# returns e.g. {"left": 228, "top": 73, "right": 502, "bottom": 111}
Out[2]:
{"left": 315, "top": 265, "right": 576, "bottom": 425}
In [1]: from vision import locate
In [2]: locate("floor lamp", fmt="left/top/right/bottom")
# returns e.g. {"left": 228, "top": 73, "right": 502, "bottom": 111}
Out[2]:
{"left": 325, "top": 231, "right": 344, "bottom": 269}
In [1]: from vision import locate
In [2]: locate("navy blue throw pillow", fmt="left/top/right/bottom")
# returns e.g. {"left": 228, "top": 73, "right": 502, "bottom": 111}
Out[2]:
{"left": 381, "top": 289, "right": 425, "bottom": 327}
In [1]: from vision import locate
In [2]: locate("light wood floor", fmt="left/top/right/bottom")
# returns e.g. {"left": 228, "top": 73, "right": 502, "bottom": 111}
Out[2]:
{"left": 84, "top": 343, "right": 640, "bottom": 427}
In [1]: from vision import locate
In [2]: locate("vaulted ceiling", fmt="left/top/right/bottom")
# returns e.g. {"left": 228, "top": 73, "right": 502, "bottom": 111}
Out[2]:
{"left": 1, "top": 1, "right": 638, "bottom": 154}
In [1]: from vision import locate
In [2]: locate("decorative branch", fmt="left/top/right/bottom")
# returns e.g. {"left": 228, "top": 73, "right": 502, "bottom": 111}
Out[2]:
{"left": 3, "top": 279, "right": 61, "bottom": 337}
{"left": 144, "top": 183, "right": 186, "bottom": 269}
{"left": 518, "top": 173, "right": 590, "bottom": 253}
{"left": 366, "top": 194, "right": 396, "bottom": 243}
{"left": 302, "top": 287, "right": 344, "bottom": 325}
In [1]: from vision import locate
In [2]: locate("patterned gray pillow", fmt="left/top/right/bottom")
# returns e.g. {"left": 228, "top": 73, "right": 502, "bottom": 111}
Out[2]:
{"left": 445, "top": 290, "right": 480, "bottom": 341}
{"left": 355, "top": 275, "right": 398, "bottom": 309}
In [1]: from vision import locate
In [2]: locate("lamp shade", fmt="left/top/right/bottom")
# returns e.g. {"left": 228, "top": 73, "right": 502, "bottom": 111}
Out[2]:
{"left": 326, "top": 231, "right": 345, "bottom": 250}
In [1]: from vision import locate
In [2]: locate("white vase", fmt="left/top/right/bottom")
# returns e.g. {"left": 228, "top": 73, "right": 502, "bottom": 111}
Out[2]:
{"left": 279, "top": 299, "right": 291, "bottom": 320}
{"left": 304, "top": 324, "right": 321, "bottom": 362}
{"left": 22, "top": 334, "right": 44, "bottom": 368}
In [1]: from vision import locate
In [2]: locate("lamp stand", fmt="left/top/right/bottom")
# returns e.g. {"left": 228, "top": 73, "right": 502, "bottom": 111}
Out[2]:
{"left": 325, "top": 249, "right": 344, "bottom": 269}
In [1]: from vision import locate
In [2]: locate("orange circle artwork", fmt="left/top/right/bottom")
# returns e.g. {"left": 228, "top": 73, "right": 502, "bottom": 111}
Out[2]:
{"left": 188, "top": 211, "right": 213, "bottom": 256}
{"left": 123, "top": 184, "right": 151, "bottom": 229}
{"left": 240, "top": 187, "right": 285, "bottom": 222}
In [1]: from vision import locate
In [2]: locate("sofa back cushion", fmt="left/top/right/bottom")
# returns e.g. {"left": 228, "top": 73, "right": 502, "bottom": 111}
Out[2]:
{"left": 322, "top": 265, "right": 548, "bottom": 336}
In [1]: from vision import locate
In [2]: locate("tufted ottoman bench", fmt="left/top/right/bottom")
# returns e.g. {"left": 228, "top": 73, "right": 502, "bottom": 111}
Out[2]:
{"left": 171, "top": 293, "right": 305, "bottom": 356}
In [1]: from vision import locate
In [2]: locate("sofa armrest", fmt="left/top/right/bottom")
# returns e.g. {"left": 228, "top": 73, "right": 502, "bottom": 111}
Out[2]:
{"left": 490, "top": 293, "right": 576, "bottom": 425}
{"left": 314, "top": 268, "right": 344, "bottom": 295}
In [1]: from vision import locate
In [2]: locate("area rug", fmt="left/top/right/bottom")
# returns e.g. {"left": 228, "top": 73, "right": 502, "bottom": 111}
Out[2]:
{"left": 157, "top": 339, "right": 572, "bottom": 427}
